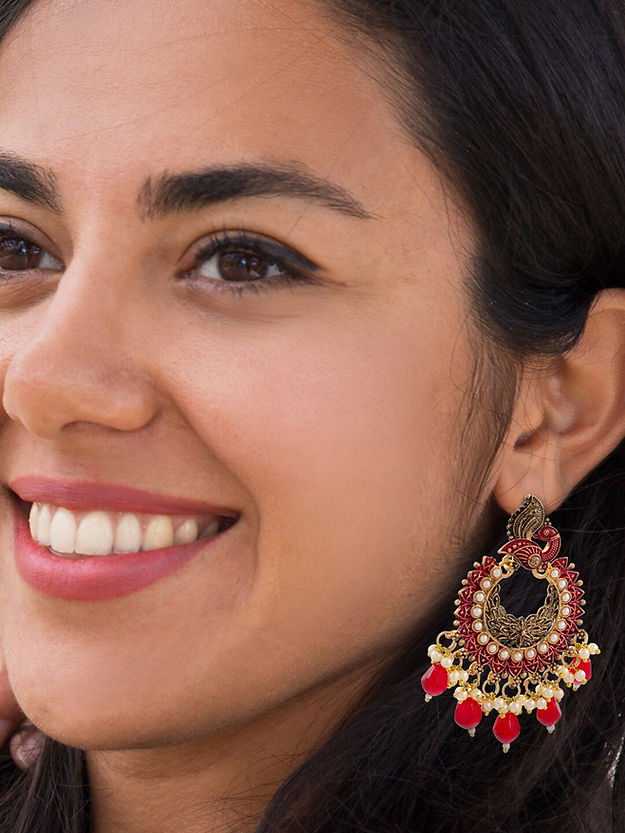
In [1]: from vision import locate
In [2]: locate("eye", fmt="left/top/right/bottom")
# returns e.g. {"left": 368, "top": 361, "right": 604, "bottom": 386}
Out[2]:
{"left": 0, "top": 231, "right": 63, "bottom": 273}
{"left": 182, "top": 231, "right": 318, "bottom": 292}
{"left": 196, "top": 248, "right": 287, "bottom": 283}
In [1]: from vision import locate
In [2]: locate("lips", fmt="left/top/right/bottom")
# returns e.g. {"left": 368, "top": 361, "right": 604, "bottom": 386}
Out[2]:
{"left": 9, "top": 477, "right": 239, "bottom": 601}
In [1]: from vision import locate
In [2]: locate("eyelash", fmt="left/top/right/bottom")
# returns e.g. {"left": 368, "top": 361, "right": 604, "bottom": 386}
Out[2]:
{"left": 0, "top": 225, "right": 316, "bottom": 296}
{"left": 184, "top": 229, "right": 315, "bottom": 296}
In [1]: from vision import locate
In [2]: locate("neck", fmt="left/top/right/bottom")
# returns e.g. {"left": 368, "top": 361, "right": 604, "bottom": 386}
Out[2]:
{"left": 88, "top": 668, "right": 374, "bottom": 833}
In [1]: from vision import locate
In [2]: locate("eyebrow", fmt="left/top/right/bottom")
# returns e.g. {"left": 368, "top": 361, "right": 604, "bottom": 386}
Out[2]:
{"left": 0, "top": 152, "right": 374, "bottom": 221}
{"left": 0, "top": 152, "right": 61, "bottom": 212}
{"left": 138, "top": 163, "right": 373, "bottom": 220}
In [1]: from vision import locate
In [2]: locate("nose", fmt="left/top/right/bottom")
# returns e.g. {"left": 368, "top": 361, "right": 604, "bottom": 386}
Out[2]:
{"left": 3, "top": 265, "right": 160, "bottom": 439}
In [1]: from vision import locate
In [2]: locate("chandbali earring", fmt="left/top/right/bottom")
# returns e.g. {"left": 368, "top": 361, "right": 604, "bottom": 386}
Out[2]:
{"left": 421, "top": 495, "right": 599, "bottom": 751}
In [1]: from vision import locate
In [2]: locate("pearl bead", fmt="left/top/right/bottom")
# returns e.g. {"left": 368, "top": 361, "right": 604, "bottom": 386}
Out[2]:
{"left": 471, "top": 606, "right": 483, "bottom": 618}
{"left": 562, "top": 592, "right": 571, "bottom": 602}
{"left": 499, "top": 649, "right": 509, "bottom": 660}
{"left": 561, "top": 607, "right": 570, "bottom": 617}
{"left": 481, "top": 579, "right": 492, "bottom": 589}
{"left": 574, "top": 669, "right": 586, "bottom": 682}
{"left": 492, "top": 567, "right": 502, "bottom": 579}
{"left": 526, "top": 649, "right": 536, "bottom": 659}
{"left": 558, "top": 579, "right": 567, "bottom": 590}
{"left": 549, "top": 633, "right": 559, "bottom": 643}
{"left": 448, "top": 671, "right": 459, "bottom": 684}
{"left": 487, "top": 643, "right": 498, "bottom": 654}
{"left": 589, "top": 643, "right": 599, "bottom": 655}
{"left": 459, "top": 669, "right": 469, "bottom": 682}
{"left": 441, "top": 657, "right": 453, "bottom": 668}
{"left": 512, "top": 652, "right": 523, "bottom": 662}
{"left": 557, "top": 620, "right": 566, "bottom": 631}
{"left": 482, "top": 701, "right": 493, "bottom": 714}
{"left": 474, "top": 591, "right": 485, "bottom": 603}
{"left": 578, "top": 648, "right": 590, "bottom": 660}
{"left": 550, "top": 569, "right": 560, "bottom": 578}
{"left": 455, "top": 688, "right": 468, "bottom": 701}
{"left": 555, "top": 688, "right": 564, "bottom": 701}
{"left": 537, "top": 698, "right": 547, "bottom": 710}
{"left": 538, "top": 643, "right": 548, "bottom": 653}
{"left": 525, "top": 699, "right": 536, "bottom": 712}
{"left": 431, "top": 649, "right": 442, "bottom": 663}
{"left": 478, "top": 633, "right": 489, "bottom": 644}
{"left": 473, "top": 621, "right": 483, "bottom": 632}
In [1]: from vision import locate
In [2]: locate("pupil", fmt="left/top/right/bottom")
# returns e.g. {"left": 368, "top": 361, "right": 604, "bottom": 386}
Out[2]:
{"left": 0, "top": 238, "right": 42, "bottom": 270}
{"left": 218, "top": 251, "right": 268, "bottom": 282}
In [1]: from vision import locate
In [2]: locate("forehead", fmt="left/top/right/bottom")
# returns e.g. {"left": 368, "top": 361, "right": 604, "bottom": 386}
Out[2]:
{"left": 0, "top": 0, "right": 401, "bottom": 198}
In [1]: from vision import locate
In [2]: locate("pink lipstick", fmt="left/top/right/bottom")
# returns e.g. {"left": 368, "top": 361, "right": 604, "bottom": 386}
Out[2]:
{"left": 10, "top": 477, "right": 238, "bottom": 602}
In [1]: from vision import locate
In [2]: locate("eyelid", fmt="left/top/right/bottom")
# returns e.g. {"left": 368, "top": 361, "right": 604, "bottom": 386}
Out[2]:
{"left": 0, "top": 218, "right": 63, "bottom": 261}
{"left": 188, "top": 229, "right": 320, "bottom": 274}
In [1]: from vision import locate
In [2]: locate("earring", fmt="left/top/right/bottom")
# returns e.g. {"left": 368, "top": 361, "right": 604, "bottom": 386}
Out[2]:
{"left": 421, "top": 495, "right": 599, "bottom": 751}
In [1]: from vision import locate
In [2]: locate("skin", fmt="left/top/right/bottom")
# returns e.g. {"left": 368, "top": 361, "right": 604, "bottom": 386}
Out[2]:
{"left": 2, "top": 0, "right": 625, "bottom": 831}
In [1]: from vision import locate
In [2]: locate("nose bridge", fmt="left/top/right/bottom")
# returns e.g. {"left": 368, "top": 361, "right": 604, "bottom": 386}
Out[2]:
{"left": 3, "top": 257, "right": 160, "bottom": 438}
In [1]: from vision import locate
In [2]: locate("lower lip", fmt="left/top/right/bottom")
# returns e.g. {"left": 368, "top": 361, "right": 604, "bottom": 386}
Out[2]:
{"left": 13, "top": 508, "right": 217, "bottom": 602}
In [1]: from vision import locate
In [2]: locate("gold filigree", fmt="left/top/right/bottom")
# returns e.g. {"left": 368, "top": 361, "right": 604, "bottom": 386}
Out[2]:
{"left": 506, "top": 494, "right": 549, "bottom": 541}
{"left": 484, "top": 583, "right": 559, "bottom": 648}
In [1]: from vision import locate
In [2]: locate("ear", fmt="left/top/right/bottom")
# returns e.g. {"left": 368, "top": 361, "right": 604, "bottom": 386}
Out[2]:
{"left": 493, "top": 289, "right": 625, "bottom": 514}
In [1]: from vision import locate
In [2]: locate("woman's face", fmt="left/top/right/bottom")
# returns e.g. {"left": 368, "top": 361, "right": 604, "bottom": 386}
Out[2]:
{"left": 0, "top": 0, "right": 487, "bottom": 749}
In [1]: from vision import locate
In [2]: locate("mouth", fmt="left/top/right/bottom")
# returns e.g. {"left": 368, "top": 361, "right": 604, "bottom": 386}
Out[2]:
{"left": 26, "top": 502, "right": 236, "bottom": 559}
{"left": 8, "top": 478, "right": 240, "bottom": 601}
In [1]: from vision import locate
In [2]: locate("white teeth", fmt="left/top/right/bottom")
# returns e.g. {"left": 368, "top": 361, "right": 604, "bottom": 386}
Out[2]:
{"left": 76, "top": 511, "right": 114, "bottom": 556}
{"left": 174, "top": 518, "right": 198, "bottom": 545}
{"left": 29, "top": 502, "right": 40, "bottom": 539}
{"left": 50, "top": 508, "right": 77, "bottom": 554}
{"left": 114, "top": 513, "right": 142, "bottom": 554}
{"left": 142, "top": 515, "right": 174, "bottom": 551}
{"left": 37, "top": 504, "right": 52, "bottom": 547}
{"left": 27, "top": 503, "right": 226, "bottom": 556}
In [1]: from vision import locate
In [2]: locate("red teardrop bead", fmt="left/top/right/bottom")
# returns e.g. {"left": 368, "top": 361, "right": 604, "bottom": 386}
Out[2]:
{"left": 421, "top": 663, "right": 448, "bottom": 697}
{"left": 454, "top": 697, "right": 483, "bottom": 731}
{"left": 493, "top": 713, "right": 520, "bottom": 747}
{"left": 536, "top": 697, "right": 562, "bottom": 729}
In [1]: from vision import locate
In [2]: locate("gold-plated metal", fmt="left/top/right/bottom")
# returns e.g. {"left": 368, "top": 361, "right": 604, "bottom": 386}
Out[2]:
{"left": 424, "top": 495, "right": 600, "bottom": 748}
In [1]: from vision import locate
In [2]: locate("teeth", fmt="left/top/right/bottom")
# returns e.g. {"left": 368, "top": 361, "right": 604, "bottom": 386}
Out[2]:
{"left": 27, "top": 502, "right": 226, "bottom": 557}
{"left": 37, "top": 504, "right": 52, "bottom": 547}
{"left": 76, "top": 511, "right": 114, "bottom": 556}
{"left": 174, "top": 518, "right": 198, "bottom": 545}
{"left": 114, "top": 513, "right": 142, "bottom": 554}
{"left": 29, "top": 502, "right": 40, "bottom": 539}
{"left": 202, "top": 520, "right": 220, "bottom": 538}
{"left": 143, "top": 516, "right": 174, "bottom": 551}
{"left": 50, "top": 508, "right": 77, "bottom": 554}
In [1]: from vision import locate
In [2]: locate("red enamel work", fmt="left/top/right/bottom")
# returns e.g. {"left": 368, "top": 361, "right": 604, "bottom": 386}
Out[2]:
{"left": 456, "top": 555, "right": 584, "bottom": 677}
{"left": 498, "top": 524, "right": 560, "bottom": 570}
{"left": 454, "top": 698, "right": 482, "bottom": 733}
{"left": 421, "top": 663, "right": 448, "bottom": 697}
{"left": 492, "top": 713, "right": 521, "bottom": 748}
{"left": 536, "top": 698, "right": 562, "bottom": 730}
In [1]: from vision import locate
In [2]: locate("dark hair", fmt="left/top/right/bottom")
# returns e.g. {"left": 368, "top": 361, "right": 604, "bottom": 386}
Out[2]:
{"left": 1, "top": 1, "right": 625, "bottom": 831}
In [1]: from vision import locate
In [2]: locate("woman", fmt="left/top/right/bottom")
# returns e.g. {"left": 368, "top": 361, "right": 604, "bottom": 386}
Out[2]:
{"left": 0, "top": 0, "right": 623, "bottom": 830}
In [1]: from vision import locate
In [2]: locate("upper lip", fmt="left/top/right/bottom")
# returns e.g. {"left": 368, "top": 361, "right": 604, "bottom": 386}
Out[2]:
{"left": 9, "top": 476, "right": 239, "bottom": 517}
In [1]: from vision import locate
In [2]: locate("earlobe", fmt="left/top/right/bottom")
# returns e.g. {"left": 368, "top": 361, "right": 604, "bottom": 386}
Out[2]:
{"left": 494, "top": 289, "right": 625, "bottom": 514}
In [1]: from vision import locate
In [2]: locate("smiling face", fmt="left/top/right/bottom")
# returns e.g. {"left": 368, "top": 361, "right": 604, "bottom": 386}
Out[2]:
{"left": 0, "top": 0, "right": 494, "bottom": 751}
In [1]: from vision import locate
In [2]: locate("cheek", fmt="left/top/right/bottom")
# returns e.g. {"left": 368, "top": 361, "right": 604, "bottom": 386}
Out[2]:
{"left": 170, "top": 308, "right": 472, "bottom": 641}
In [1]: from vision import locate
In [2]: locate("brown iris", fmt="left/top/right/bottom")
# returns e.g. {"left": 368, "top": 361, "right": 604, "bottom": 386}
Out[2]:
{"left": 0, "top": 238, "right": 44, "bottom": 271}
{"left": 218, "top": 251, "right": 280, "bottom": 282}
